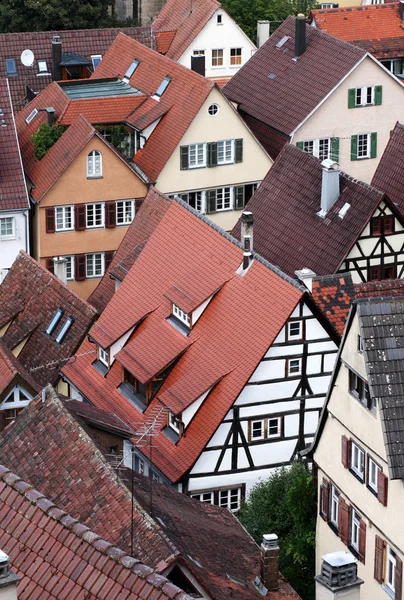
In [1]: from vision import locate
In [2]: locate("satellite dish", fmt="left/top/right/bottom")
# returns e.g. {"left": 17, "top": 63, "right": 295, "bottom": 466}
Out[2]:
{"left": 21, "top": 49, "right": 35, "bottom": 67}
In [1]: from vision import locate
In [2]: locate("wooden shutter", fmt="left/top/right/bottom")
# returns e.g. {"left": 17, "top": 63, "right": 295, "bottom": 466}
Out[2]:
{"left": 341, "top": 435, "right": 350, "bottom": 468}
{"left": 105, "top": 251, "right": 114, "bottom": 271}
{"left": 338, "top": 497, "right": 349, "bottom": 545}
{"left": 374, "top": 85, "right": 383, "bottom": 106}
{"left": 105, "top": 201, "right": 116, "bottom": 228}
{"left": 396, "top": 555, "right": 403, "bottom": 600}
{"left": 75, "top": 205, "right": 86, "bottom": 231}
{"left": 207, "top": 142, "right": 218, "bottom": 167}
{"left": 296, "top": 141, "right": 304, "bottom": 150}
{"left": 370, "top": 132, "right": 377, "bottom": 159}
{"left": 351, "top": 135, "right": 358, "bottom": 161}
{"left": 319, "top": 479, "right": 330, "bottom": 521}
{"left": 180, "top": 146, "right": 189, "bottom": 170}
{"left": 348, "top": 88, "right": 356, "bottom": 109}
{"left": 331, "top": 137, "right": 339, "bottom": 162}
{"left": 75, "top": 254, "right": 86, "bottom": 281}
{"left": 45, "top": 207, "right": 55, "bottom": 233}
{"left": 235, "top": 138, "right": 243, "bottom": 163}
{"left": 45, "top": 258, "right": 54, "bottom": 274}
{"left": 374, "top": 536, "right": 385, "bottom": 583}
{"left": 358, "top": 520, "right": 366, "bottom": 564}
{"left": 206, "top": 189, "right": 216, "bottom": 214}
{"left": 234, "top": 186, "right": 245, "bottom": 210}
{"left": 377, "top": 471, "right": 388, "bottom": 506}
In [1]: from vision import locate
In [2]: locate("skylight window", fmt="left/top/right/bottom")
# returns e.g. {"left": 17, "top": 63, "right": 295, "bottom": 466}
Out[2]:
{"left": 25, "top": 108, "right": 38, "bottom": 124}
{"left": 5, "top": 58, "right": 17, "bottom": 76}
{"left": 37, "top": 60, "right": 48, "bottom": 74}
{"left": 55, "top": 317, "right": 74, "bottom": 344}
{"left": 123, "top": 59, "right": 140, "bottom": 81}
{"left": 276, "top": 35, "right": 290, "bottom": 49}
{"left": 155, "top": 76, "right": 172, "bottom": 98}
{"left": 46, "top": 308, "right": 64, "bottom": 335}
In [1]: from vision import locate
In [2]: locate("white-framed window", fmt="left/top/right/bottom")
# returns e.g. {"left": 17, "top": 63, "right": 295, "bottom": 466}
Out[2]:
{"left": 216, "top": 187, "right": 232, "bottom": 211}
{"left": 387, "top": 546, "right": 397, "bottom": 593}
{"left": 98, "top": 346, "right": 109, "bottom": 367}
{"left": 168, "top": 412, "right": 180, "bottom": 434}
{"left": 193, "top": 49, "right": 205, "bottom": 56}
{"left": 37, "top": 59, "right": 49, "bottom": 73}
{"left": 357, "top": 334, "right": 364, "bottom": 353}
{"left": 55, "top": 317, "right": 73, "bottom": 344}
{"left": 303, "top": 138, "right": 330, "bottom": 161}
{"left": 287, "top": 358, "right": 302, "bottom": 376}
{"left": 216, "top": 13, "right": 223, "bottom": 24}
{"left": 288, "top": 321, "right": 302, "bottom": 340}
{"left": 116, "top": 200, "right": 135, "bottom": 225}
{"left": 63, "top": 255, "right": 74, "bottom": 281}
{"left": 208, "top": 103, "right": 219, "bottom": 116}
{"left": 172, "top": 303, "right": 191, "bottom": 327}
{"left": 230, "top": 48, "right": 242, "bottom": 66}
{"left": 212, "top": 49, "right": 224, "bottom": 67}
{"left": 191, "top": 491, "right": 214, "bottom": 503}
{"left": 55, "top": 206, "right": 74, "bottom": 231}
{"left": 219, "top": 488, "right": 241, "bottom": 512}
{"left": 267, "top": 417, "right": 281, "bottom": 438}
{"left": 368, "top": 457, "right": 381, "bottom": 493}
{"left": 86, "top": 253, "right": 104, "bottom": 278}
{"left": 251, "top": 420, "right": 265, "bottom": 440}
{"left": 330, "top": 484, "right": 339, "bottom": 527}
{"left": 91, "top": 55, "right": 102, "bottom": 69}
{"left": 358, "top": 133, "right": 370, "bottom": 159}
{"left": 25, "top": 108, "right": 38, "bottom": 124}
{"left": 189, "top": 143, "right": 206, "bottom": 168}
{"left": 46, "top": 308, "right": 64, "bottom": 335}
{"left": 217, "top": 140, "right": 234, "bottom": 164}
{"left": 320, "top": 2, "right": 333, "bottom": 7}
{"left": 355, "top": 86, "right": 374, "bottom": 107}
{"left": 0, "top": 217, "right": 15, "bottom": 240}
{"left": 350, "top": 509, "right": 361, "bottom": 551}
{"left": 178, "top": 191, "right": 203, "bottom": 213}
{"left": 87, "top": 150, "right": 102, "bottom": 178}
{"left": 86, "top": 203, "right": 104, "bottom": 228}
{"left": 351, "top": 442, "right": 365, "bottom": 480}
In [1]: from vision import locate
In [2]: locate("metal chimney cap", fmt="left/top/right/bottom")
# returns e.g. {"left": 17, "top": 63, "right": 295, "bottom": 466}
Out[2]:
{"left": 322, "top": 551, "right": 357, "bottom": 568}
{"left": 262, "top": 533, "right": 279, "bottom": 549}
{"left": 321, "top": 158, "right": 340, "bottom": 170}
{"left": 241, "top": 211, "right": 254, "bottom": 224}
{"left": 0, "top": 550, "right": 9, "bottom": 565}
{"left": 297, "top": 13, "right": 305, "bottom": 18}
{"left": 263, "top": 533, "right": 278, "bottom": 542}
{"left": 52, "top": 35, "right": 61, "bottom": 43}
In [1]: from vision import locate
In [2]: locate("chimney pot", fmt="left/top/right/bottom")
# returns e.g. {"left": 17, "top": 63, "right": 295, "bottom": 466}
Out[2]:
{"left": 319, "top": 159, "right": 340, "bottom": 217}
{"left": 260, "top": 533, "right": 279, "bottom": 592}
{"left": 53, "top": 256, "right": 68, "bottom": 285}
{"left": 295, "top": 14, "right": 306, "bottom": 58}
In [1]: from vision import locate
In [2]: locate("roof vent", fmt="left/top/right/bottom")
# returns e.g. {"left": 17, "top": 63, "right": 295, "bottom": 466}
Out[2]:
{"left": 338, "top": 202, "right": 351, "bottom": 219}
{"left": 318, "top": 158, "right": 340, "bottom": 217}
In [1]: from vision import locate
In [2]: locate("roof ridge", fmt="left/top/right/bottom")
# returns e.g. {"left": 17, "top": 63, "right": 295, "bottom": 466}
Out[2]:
{"left": 355, "top": 294, "right": 404, "bottom": 305}
{"left": 340, "top": 169, "right": 385, "bottom": 196}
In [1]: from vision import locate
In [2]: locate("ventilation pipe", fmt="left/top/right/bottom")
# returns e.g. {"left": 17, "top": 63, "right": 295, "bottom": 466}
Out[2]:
{"left": 295, "top": 14, "right": 306, "bottom": 57}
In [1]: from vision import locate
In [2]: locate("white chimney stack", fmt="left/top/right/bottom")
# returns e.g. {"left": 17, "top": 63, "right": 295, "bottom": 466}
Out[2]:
{"left": 318, "top": 159, "right": 340, "bottom": 217}
{"left": 295, "top": 268, "right": 316, "bottom": 292}
{"left": 0, "top": 550, "right": 19, "bottom": 599}
{"left": 315, "top": 552, "right": 363, "bottom": 600}
{"left": 257, "top": 21, "right": 270, "bottom": 47}
{"left": 241, "top": 211, "right": 254, "bottom": 270}
{"left": 52, "top": 256, "right": 68, "bottom": 285}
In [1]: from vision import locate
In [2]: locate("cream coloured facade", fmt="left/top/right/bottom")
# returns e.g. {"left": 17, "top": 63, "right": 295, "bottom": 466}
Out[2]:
{"left": 293, "top": 55, "right": 404, "bottom": 183}
{"left": 156, "top": 87, "right": 272, "bottom": 231}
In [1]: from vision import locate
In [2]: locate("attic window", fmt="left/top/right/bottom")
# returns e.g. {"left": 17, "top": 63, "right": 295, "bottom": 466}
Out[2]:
{"left": 217, "top": 13, "right": 223, "bottom": 24}
{"left": 98, "top": 346, "right": 109, "bottom": 367}
{"left": 155, "top": 76, "right": 172, "bottom": 98}
{"left": 172, "top": 304, "right": 191, "bottom": 328}
{"left": 168, "top": 412, "right": 181, "bottom": 434}
{"left": 5, "top": 58, "right": 17, "bottom": 76}
{"left": 37, "top": 60, "right": 48, "bottom": 74}
{"left": 25, "top": 108, "right": 38, "bottom": 124}
{"left": 123, "top": 59, "right": 140, "bottom": 81}
{"left": 46, "top": 308, "right": 64, "bottom": 335}
{"left": 91, "top": 55, "right": 102, "bottom": 70}
{"left": 55, "top": 317, "right": 74, "bottom": 344}
{"left": 276, "top": 35, "right": 290, "bottom": 49}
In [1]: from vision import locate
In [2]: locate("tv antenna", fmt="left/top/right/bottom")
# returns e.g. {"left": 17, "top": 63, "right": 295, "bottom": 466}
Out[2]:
{"left": 21, "top": 49, "right": 35, "bottom": 67}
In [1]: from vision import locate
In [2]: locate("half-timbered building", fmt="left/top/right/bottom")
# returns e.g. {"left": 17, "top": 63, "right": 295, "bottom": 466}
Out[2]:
{"left": 60, "top": 187, "right": 339, "bottom": 509}
{"left": 232, "top": 143, "right": 404, "bottom": 285}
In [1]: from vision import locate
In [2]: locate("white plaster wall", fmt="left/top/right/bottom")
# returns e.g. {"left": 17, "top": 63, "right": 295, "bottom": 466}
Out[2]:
{"left": 341, "top": 314, "right": 367, "bottom": 380}
{"left": 0, "top": 211, "right": 29, "bottom": 279}
{"left": 178, "top": 8, "right": 256, "bottom": 79}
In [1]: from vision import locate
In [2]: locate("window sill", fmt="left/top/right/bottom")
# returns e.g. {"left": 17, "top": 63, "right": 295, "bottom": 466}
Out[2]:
{"left": 328, "top": 521, "right": 339, "bottom": 537}
{"left": 188, "top": 165, "right": 207, "bottom": 170}
{"left": 211, "top": 65, "right": 225, "bottom": 69}
{"left": 118, "top": 382, "right": 147, "bottom": 413}
{"left": 382, "top": 585, "right": 395, "bottom": 599}
{"left": 348, "top": 545, "right": 360, "bottom": 561}
{"left": 87, "top": 176, "right": 103, "bottom": 180}
{"left": 36, "top": 72, "right": 51, "bottom": 77}
{"left": 349, "top": 468, "right": 365, "bottom": 484}
{"left": 86, "top": 274, "right": 103, "bottom": 279}
{"left": 85, "top": 226, "right": 105, "bottom": 230}
{"left": 0, "top": 236, "right": 16, "bottom": 241}
{"left": 55, "top": 229, "right": 74, "bottom": 234}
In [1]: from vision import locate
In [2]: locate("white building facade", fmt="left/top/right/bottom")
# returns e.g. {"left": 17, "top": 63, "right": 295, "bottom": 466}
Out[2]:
{"left": 0, "top": 210, "right": 30, "bottom": 282}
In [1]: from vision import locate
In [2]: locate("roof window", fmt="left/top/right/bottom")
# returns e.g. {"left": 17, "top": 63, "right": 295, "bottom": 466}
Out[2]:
{"left": 123, "top": 59, "right": 140, "bottom": 82}
{"left": 55, "top": 317, "right": 74, "bottom": 344}
{"left": 5, "top": 58, "right": 17, "bottom": 76}
{"left": 91, "top": 55, "right": 102, "bottom": 70}
{"left": 37, "top": 60, "right": 48, "bottom": 74}
{"left": 155, "top": 76, "right": 172, "bottom": 98}
{"left": 25, "top": 108, "right": 38, "bottom": 124}
{"left": 46, "top": 308, "right": 64, "bottom": 335}
{"left": 276, "top": 35, "right": 290, "bottom": 49}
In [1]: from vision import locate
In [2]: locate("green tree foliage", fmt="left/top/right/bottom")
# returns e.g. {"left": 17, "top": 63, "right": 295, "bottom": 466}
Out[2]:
{"left": 31, "top": 123, "right": 65, "bottom": 160}
{"left": 220, "top": 0, "right": 319, "bottom": 43}
{"left": 237, "top": 461, "right": 316, "bottom": 600}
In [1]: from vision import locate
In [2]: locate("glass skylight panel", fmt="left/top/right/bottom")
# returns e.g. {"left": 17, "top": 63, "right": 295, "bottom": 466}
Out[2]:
{"left": 25, "top": 108, "right": 38, "bottom": 124}
{"left": 276, "top": 35, "right": 290, "bottom": 49}
{"left": 46, "top": 308, "right": 64, "bottom": 335}
{"left": 155, "top": 76, "right": 172, "bottom": 98}
{"left": 56, "top": 317, "right": 73, "bottom": 344}
{"left": 124, "top": 59, "right": 140, "bottom": 80}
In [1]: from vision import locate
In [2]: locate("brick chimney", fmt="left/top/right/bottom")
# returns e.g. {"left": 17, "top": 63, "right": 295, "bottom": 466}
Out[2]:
{"left": 0, "top": 550, "right": 19, "bottom": 599}
{"left": 295, "top": 14, "right": 306, "bottom": 58}
{"left": 241, "top": 211, "right": 254, "bottom": 270}
{"left": 53, "top": 256, "right": 68, "bottom": 285}
{"left": 315, "top": 551, "right": 363, "bottom": 600}
{"left": 51, "top": 35, "right": 62, "bottom": 81}
{"left": 318, "top": 159, "right": 340, "bottom": 217}
{"left": 260, "top": 533, "right": 279, "bottom": 592}
{"left": 257, "top": 21, "right": 270, "bottom": 47}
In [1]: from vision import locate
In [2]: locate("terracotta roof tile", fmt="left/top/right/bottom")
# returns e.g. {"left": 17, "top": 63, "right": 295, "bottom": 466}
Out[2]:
{"left": 311, "top": 273, "right": 355, "bottom": 337}
{"left": 371, "top": 122, "right": 404, "bottom": 217}
{"left": 61, "top": 95, "right": 145, "bottom": 125}
{"left": 310, "top": 3, "right": 404, "bottom": 59}
{"left": 154, "top": 31, "right": 177, "bottom": 55}
{"left": 354, "top": 277, "right": 404, "bottom": 299}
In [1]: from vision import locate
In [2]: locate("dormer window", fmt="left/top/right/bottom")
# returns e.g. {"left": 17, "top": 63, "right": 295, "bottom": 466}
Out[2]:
{"left": 55, "top": 317, "right": 73, "bottom": 344}
{"left": 46, "top": 308, "right": 64, "bottom": 335}
{"left": 91, "top": 55, "right": 102, "bottom": 70}
{"left": 155, "top": 76, "right": 172, "bottom": 98}
{"left": 98, "top": 346, "right": 109, "bottom": 367}
{"left": 168, "top": 412, "right": 181, "bottom": 434}
{"left": 123, "top": 59, "right": 140, "bottom": 82}
{"left": 172, "top": 304, "right": 191, "bottom": 328}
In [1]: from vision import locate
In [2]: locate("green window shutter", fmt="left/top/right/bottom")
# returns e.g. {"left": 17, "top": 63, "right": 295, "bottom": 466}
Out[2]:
{"left": 296, "top": 141, "right": 304, "bottom": 150}
{"left": 235, "top": 186, "right": 245, "bottom": 210}
{"left": 180, "top": 146, "right": 189, "bottom": 170}
{"left": 331, "top": 137, "right": 340, "bottom": 162}
{"left": 235, "top": 138, "right": 243, "bottom": 163}
{"left": 348, "top": 88, "right": 356, "bottom": 109}
{"left": 351, "top": 135, "right": 358, "bottom": 161}
{"left": 374, "top": 85, "right": 382, "bottom": 106}
{"left": 206, "top": 189, "right": 216, "bottom": 214}
{"left": 370, "top": 132, "right": 377, "bottom": 158}
{"left": 207, "top": 142, "right": 218, "bottom": 167}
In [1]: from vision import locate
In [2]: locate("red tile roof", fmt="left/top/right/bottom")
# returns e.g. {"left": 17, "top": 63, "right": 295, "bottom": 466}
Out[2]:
{"left": 224, "top": 16, "right": 365, "bottom": 135}
{"left": 65, "top": 398, "right": 135, "bottom": 437}
{"left": 354, "top": 278, "right": 404, "bottom": 299}
{"left": 311, "top": 274, "right": 355, "bottom": 337}
{"left": 0, "top": 27, "right": 153, "bottom": 111}
{"left": 0, "top": 251, "right": 97, "bottom": 388}
{"left": 153, "top": 0, "right": 219, "bottom": 61}
{"left": 0, "top": 463, "right": 192, "bottom": 600}
{"left": 60, "top": 95, "right": 145, "bottom": 125}
{"left": 0, "top": 341, "right": 40, "bottom": 396}
{"left": 232, "top": 144, "right": 386, "bottom": 278}
{"left": 371, "top": 122, "right": 404, "bottom": 217}
{"left": 310, "top": 3, "right": 404, "bottom": 60}
{"left": 63, "top": 191, "right": 304, "bottom": 482}
{"left": 0, "top": 79, "right": 29, "bottom": 211}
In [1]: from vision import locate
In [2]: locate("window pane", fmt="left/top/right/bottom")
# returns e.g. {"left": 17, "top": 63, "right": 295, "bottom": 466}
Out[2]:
{"left": 358, "top": 134, "right": 369, "bottom": 158}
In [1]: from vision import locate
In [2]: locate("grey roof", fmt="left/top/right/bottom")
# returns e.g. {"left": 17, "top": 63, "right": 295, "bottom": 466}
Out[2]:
{"left": 358, "top": 297, "right": 404, "bottom": 479}
{"left": 60, "top": 52, "right": 92, "bottom": 66}
{"left": 60, "top": 78, "right": 142, "bottom": 99}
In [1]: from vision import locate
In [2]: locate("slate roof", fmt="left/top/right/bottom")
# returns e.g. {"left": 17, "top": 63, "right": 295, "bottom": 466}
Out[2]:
{"left": 88, "top": 188, "right": 172, "bottom": 313}
{"left": 223, "top": 16, "right": 365, "bottom": 136}
{"left": 358, "top": 297, "right": 404, "bottom": 479}
{"left": 0, "top": 79, "right": 29, "bottom": 212}
{"left": 153, "top": 0, "right": 220, "bottom": 61}
{"left": 0, "top": 385, "right": 299, "bottom": 600}
{"left": 310, "top": 3, "right": 404, "bottom": 60}
{"left": 0, "top": 464, "right": 192, "bottom": 600}
{"left": 0, "top": 251, "right": 97, "bottom": 387}
{"left": 311, "top": 273, "right": 355, "bottom": 337}
{"left": 231, "top": 144, "right": 386, "bottom": 278}
{"left": 372, "top": 122, "right": 404, "bottom": 218}
{"left": 62, "top": 194, "right": 304, "bottom": 483}
{"left": 0, "top": 26, "right": 153, "bottom": 111}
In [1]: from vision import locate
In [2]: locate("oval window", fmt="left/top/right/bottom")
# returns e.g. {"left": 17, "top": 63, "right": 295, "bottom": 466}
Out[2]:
{"left": 208, "top": 103, "right": 219, "bottom": 116}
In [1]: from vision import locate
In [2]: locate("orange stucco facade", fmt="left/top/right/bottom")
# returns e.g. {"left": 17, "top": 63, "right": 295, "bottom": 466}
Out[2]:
{"left": 33, "top": 137, "right": 147, "bottom": 299}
